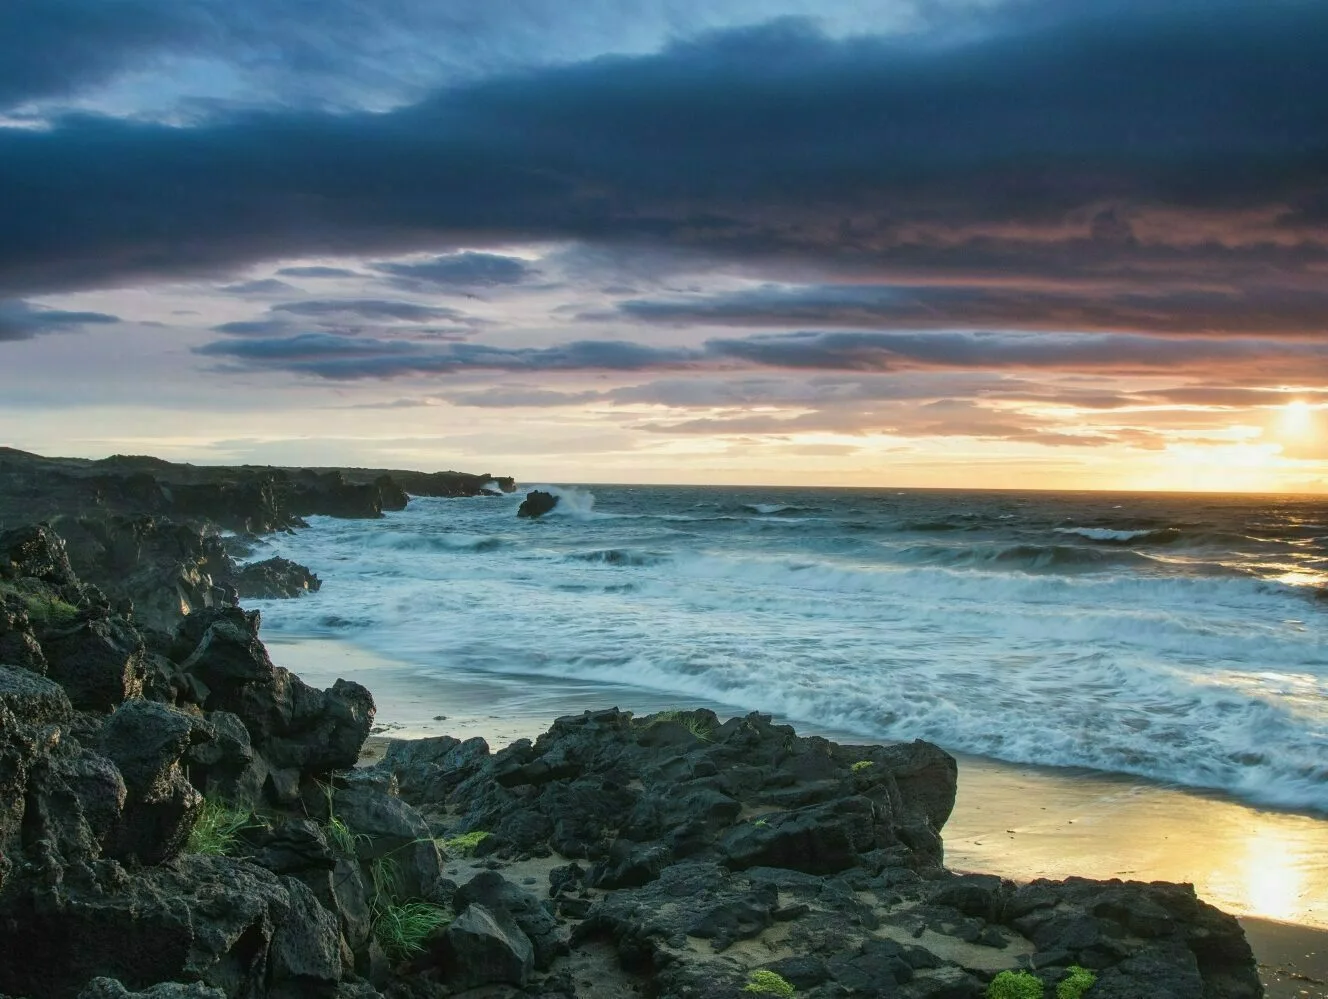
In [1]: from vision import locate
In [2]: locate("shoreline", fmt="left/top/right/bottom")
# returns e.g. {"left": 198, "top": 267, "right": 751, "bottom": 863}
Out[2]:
{"left": 271, "top": 632, "right": 1328, "bottom": 997}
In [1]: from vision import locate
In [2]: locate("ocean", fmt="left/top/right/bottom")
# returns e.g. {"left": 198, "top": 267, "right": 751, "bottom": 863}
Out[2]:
{"left": 244, "top": 485, "right": 1328, "bottom": 814}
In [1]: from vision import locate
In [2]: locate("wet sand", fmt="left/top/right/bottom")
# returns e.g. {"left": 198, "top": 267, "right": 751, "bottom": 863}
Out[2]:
{"left": 272, "top": 634, "right": 1328, "bottom": 997}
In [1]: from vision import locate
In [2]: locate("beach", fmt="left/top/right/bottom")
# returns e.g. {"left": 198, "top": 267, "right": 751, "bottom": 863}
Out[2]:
{"left": 274, "top": 634, "right": 1328, "bottom": 997}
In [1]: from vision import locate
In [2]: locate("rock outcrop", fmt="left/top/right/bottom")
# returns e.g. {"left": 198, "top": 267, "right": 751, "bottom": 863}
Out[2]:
{"left": 232, "top": 558, "right": 321, "bottom": 601}
{"left": 517, "top": 490, "right": 559, "bottom": 518}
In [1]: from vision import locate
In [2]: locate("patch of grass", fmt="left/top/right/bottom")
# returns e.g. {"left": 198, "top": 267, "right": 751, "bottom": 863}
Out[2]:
{"left": 0, "top": 580, "right": 78, "bottom": 629}
{"left": 1056, "top": 966, "right": 1096, "bottom": 999}
{"left": 439, "top": 830, "right": 491, "bottom": 856}
{"left": 373, "top": 900, "right": 452, "bottom": 963}
{"left": 743, "top": 970, "right": 795, "bottom": 996}
{"left": 327, "top": 813, "right": 365, "bottom": 856}
{"left": 644, "top": 709, "right": 715, "bottom": 742}
{"left": 850, "top": 760, "right": 874, "bottom": 773}
{"left": 187, "top": 797, "right": 255, "bottom": 856}
{"left": 987, "top": 970, "right": 1044, "bottom": 999}
{"left": 317, "top": 780, "right": 367, "bottom": 857}
{"left": 367, "top": 855, "right": 451, "bottom": 962}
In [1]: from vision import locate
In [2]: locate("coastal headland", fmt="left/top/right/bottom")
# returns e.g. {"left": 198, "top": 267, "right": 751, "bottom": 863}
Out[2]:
{"left": 0, "top": 450, "right": 1320, "bottom": 998}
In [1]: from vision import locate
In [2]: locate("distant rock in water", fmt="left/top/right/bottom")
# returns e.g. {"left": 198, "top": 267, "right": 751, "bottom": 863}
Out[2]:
{"left": 517, "top": 490, "right": 558, "bottom": 519}
{"left": 233, "top": 557, "right": 321, "bottom": 600}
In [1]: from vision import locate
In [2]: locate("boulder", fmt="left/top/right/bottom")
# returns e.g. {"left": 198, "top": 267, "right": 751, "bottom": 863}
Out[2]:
{"left": 100, "top": 699, "right": 205, "bottom": 864}
{"left": 0, "top": 596, "right": 48, "bottom": 673}
{"left": 0, "top": 662, "right": 73, "bottom": 725}
{"left": 0, "top": 855, "right": 343, "bottom": 999}
{"left": 185, "top": 711, "right": 267, "bottom": 810}
{"left": 232, "top": 558, "right": 321, "bottom": 600}
{"left": 174, "top": 610, "right": 375, "bottom": 796}
{"left": 432, "top": 903, "right": 533, "bottom": 990}
{"left": 516, "top": 491, "right": 558, "bottom": 519}
{"left": 1, "top": 524, "right": 77, "bottom": 587}
{"left": 454, "top": 871, "right": 568, "bottom": 969}
{"left": 331, "top": 788, "right": 442, "bottom": 900}
{"left": 43, "top": 617, "right": 149, "bottom": 711}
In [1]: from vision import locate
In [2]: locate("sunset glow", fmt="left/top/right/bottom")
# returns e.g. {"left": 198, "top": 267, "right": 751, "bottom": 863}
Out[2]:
{"left": 0, "top": 1, "right": 1325, "bottom": 493}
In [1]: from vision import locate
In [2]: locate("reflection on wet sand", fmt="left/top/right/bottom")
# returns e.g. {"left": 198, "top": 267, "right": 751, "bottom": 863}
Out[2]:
{"left": 945, "top": 755, "right": 1327, "bottom": 929}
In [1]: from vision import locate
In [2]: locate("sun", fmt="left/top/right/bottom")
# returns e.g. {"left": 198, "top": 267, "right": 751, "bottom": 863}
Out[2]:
{"left": 1278, "top": 400, "right": 1314, "bottom": 438}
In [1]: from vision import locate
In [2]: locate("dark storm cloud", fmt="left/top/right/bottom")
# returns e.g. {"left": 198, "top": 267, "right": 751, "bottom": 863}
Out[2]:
{"left": 370, "top": 252, "right": 536, "bottom": 292}
{"left": 2, "top": 0, "right": 1325, "bottom": 330}
{"left": 0, "top": 1, "right": 186, "bottom": 108}
{"left": 0, "top": 299, "right": 119, "bottom": 342}
{"left": 274, "top": 266, "right": 363, "bottom": 279}
{"left": 198, "top": 328, "right": 1328, "bottom": 380}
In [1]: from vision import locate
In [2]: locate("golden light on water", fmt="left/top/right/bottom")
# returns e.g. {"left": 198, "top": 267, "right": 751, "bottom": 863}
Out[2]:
{"left": 1244, "top": 828, "right": 1308, "bottom": 923}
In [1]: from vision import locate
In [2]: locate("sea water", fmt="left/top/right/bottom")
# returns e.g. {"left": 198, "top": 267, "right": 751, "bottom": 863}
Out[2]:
{"left": 243, "top": 486, "right": 1328, "bottom": 812}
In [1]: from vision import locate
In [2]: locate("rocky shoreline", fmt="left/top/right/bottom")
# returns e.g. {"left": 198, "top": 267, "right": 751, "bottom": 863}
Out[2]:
{"left": 0, "top": 453, "right": 1266, "bottom": 998}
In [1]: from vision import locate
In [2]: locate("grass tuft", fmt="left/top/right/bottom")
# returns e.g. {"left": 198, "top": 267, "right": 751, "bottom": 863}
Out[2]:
{"left": 987, "top": 970, "right": 1044, "bottom": 999}
{"left": 1056, "top": 966, "right": 1096, "bottom": 999}
{"left": 743, "top": 969, "right": 795, "bottom": 996}
{"left": 439, "top": 830, "right": 491, "bottom": 856}
{"left": 643, "top": 709, "right": 715, "bottom": 742}
{"left": 367, "top": 855, "right": 451, "bottom": 962}
{"left": 373, "top": 900, "right": 452, "bottom": 962}
{"left": 187, "top": 798, "right": 255, "bottom": 856}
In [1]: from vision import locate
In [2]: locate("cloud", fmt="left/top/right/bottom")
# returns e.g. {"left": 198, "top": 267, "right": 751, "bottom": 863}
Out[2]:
{"left": 197, "top": 332, "right": 694, "bottom": 378}
{"left": 0, "top": 0, "right": 910, "bottom": 113}
{"left": 2, "top": 0, "right": 1324, "bottom": 327}
{"left": 0, "top": 299, "right": 120, "bottom": 342}
{"left": 197, "top": 327, "right": 1328, "bottom": 380}
{"left": 218, "top": 278, "right": 300, "bottom": 295}
{"left": 271, "top": 299, "right": 470, "bottom": 322}
{"left": 275, "top": 266, "right": 363, "bottom": 279}
{"left": 614, "top": 282, "right": 1328, "bottom": 337}
{"left": 370, "top": 251, "right": 536, "bottom": 292}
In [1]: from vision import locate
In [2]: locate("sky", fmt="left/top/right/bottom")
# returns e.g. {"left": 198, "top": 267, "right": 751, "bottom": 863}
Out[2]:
{"left": 1, "top": 0, "right": 1326, "bottom": 490}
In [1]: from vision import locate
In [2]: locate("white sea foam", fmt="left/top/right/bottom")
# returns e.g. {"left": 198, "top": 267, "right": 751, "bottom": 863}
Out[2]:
{"left": 247, "top": 488, "right": 1328, "bottom": 812}
{"left": 746, "top": 503, "right": 799, "bottom": 515}
{"left": 1055, "top": 526, "right": 1160, "bottom": 542}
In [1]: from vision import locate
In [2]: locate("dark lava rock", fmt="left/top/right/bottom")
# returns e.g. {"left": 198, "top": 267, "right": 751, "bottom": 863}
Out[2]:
{"left": 100, "top": 699, "right": 205, "bottom": 865}
{"left": 233, "top": 558, "right": 321, "bottom": 600}
{"left": 77, "top": 980, "right": 227, "bottom": 999}
{"left": 174, "top": 608, "right": 375, "bottom": 799}
{"left": 454, "top": 871, "right": 569, "bottom": 969}
{"left": 0, "top": 662, "right": 73, "bottom": 726}
{"left": 43, "top": 617, "right": 149, "bottom": 711}
{"left": 384, "top": 708, "right": 953, "bottom": 879}
{"left": 0, "top": 679, "right": 126, "bottom": 872}
{"left": 0, "top": 855, "right": 342, "bottom": 999}
{"left": 517, "top": 491, "right": 559, "bottom": 519}
{"left": 1, "top": 524, "right": 77, "bottom": 587}
{"left": 56, "top": 517, "right": 237, "bottom": 634}
{"left": 431, "top": 902, "right": 534, "bottom": 990}
{"left": 331, "top": 786, "right": 442, "bottom": 900}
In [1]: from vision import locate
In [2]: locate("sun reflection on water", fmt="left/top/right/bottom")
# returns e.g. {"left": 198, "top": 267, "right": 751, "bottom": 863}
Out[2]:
{"left": 1243, "top": 829, "right": 1307, "bottom": 923}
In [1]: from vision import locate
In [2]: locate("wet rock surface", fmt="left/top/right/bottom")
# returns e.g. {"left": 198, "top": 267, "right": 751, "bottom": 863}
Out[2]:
{"left": 0, "top": 518, "right": 1265, "bottom": 999}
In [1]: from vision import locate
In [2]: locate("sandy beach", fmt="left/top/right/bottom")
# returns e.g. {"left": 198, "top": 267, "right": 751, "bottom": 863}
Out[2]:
{"left": 272, "top": 634, "right": 1328, "bottom": 998}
